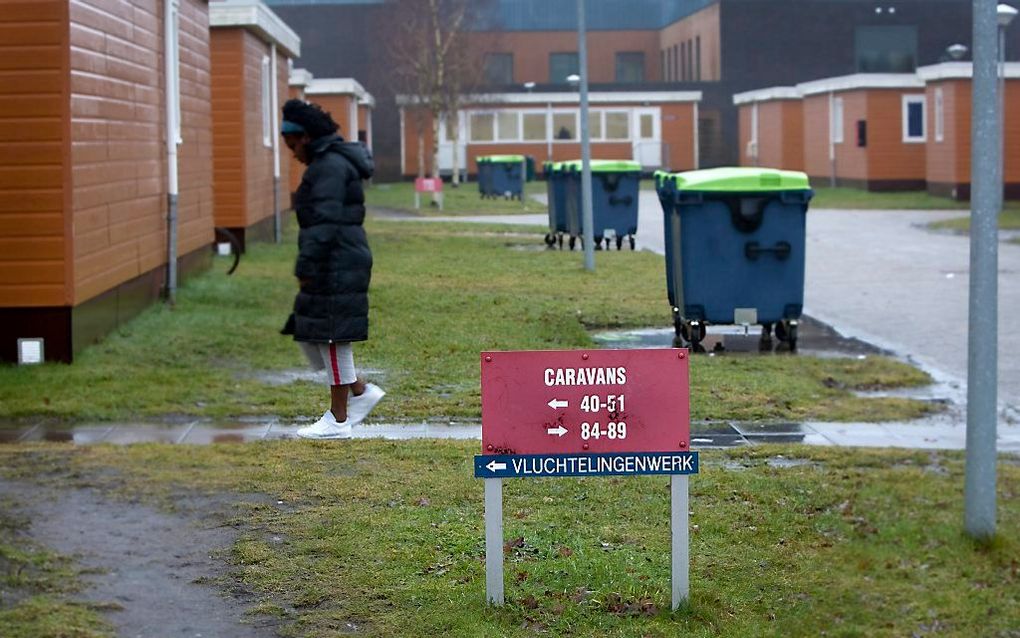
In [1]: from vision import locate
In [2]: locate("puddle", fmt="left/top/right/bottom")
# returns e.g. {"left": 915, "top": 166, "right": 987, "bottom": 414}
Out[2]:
{"left": 592, "top": 315, "right": 886, "bottom": 358}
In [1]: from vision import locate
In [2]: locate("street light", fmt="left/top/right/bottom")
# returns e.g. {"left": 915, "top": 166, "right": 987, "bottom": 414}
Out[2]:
{"left": 523, "top": 81, "right": 536, "bottom": 93}
{"left": 941, "top": 43, "right": 969, "bottom": 62}
{"left": 998, "top": 4, "right": 1016, "bottom": 200}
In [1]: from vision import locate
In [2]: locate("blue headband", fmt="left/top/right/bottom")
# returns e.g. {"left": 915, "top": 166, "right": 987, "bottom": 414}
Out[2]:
{"left": 281, "top": 120, "right": 305, "bottom": 135}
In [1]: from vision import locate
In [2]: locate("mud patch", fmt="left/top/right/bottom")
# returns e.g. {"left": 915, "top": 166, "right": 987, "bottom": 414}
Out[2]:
{"left": 0, "top": 479, "right": 285, "bottom": 637}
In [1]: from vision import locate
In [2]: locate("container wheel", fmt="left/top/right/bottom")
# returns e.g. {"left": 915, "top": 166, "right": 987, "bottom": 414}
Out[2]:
{"left": 615, "top": 235, "right": 623, "bottom": 250}
{"left": 544, "top": 233, "right": 556, "bottom": 247}
{"left": 759, "top": 323, "right": 774, "bottom": 352}
{"left": 628, "top": 235, "right": 636, "bottom": 250}
{"left": 775, "top": 320, "right": 798, "bottom": 352}
{"left": 568, "top": 236, "right": 577, "bottom": 251}
{"left": 595, "top": 235, "right": 604, "bottom": 250}
{"left": 558, "top": 234, "right": 564, "bottom": 249}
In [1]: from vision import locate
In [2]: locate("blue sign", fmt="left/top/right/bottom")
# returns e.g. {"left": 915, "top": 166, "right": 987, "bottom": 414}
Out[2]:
{"left": 474, "top": 452, "right": 699, "bottom": 479}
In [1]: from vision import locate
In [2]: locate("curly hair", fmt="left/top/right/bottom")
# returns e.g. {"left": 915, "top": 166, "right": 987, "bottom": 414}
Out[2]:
{"left": 282, "top": 98, "right": 340, "bottom": 139}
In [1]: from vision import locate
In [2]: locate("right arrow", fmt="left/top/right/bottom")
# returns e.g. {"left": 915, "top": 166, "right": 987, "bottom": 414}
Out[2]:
{"left": 547, "top": 398, "right": 569, "bottom": 409}
{"left": 547, "top": 425, "right": 568, "bottom": 437}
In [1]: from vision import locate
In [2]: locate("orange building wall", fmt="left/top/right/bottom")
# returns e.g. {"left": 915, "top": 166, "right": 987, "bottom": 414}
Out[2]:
{"left": 864, "top": 90, "right": 926, "bottom": 182}
{"left": 176, "top": 0, "right": 214, "bottom": 264}
{"left": 780, "top": 101, "right": 804, "bottom": 171}
{"left": 832, "top": 91, "right": 868, "bottom": 181}
{"left": 658, "top": 3, "right": 721, "bottom": 81}
{"left": 311, "top": 93, "right": 355, "bottom": 139}
{"left": 0, "top": 0, "right": 69, "bottom": 308}
{"left": 240, "top": 30, "right": 275, "bottom": 232}
{"left": 211, "top": 29, "right": 245, "bottom": 228}
{"left": 68, "top": 0, "right": 212, "bottom": 306}
{"left": 801, "top": 95, "right": 830, "bottom": 181}
{"left": 357, "top": 104, "right": 371, "bottom": 144}
{"left": 737, "top": 100, "right": 803, "bottom": 171}
{"left": 402, "top": 107, "right": 436, "bottom": 177}
{"left": 661, "top": 102, "right": 697, "bottom": 171}
{"left": 467, "top": 30, "right": 660, "bottom": 84}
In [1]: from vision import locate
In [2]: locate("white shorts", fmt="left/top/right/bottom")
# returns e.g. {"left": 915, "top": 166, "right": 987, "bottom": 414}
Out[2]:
{"left": 299, "top": 341, "right": 357, "bottom": 386}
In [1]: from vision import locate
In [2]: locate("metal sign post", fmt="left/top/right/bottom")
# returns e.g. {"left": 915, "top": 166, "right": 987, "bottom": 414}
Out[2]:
{"left": 476, "top": 348, "right": 696, "bottom": 610}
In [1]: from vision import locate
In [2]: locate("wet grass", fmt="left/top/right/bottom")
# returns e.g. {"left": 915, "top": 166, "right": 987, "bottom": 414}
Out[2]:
{"left": 366, "top": 180, "right": 546, "bottom": 215}
{"left": 2, "top": 442, "right": 1018, "bottom": 637}
{"left": 0, "top": 501, "right": 112, "bottom": 637}
{"left": 927, "top": 208, "right": 1020, "bottom": 233}
{"left": 0, "top": 220, "right": 936, "bottom": 423}
{"left": 808, "top": 187, "right": 969, "bottom": 210}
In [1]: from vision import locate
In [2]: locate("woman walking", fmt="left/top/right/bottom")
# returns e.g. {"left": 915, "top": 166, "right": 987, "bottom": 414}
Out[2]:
{"left": 280, "top": 99, "right": 384, "bottom": 439}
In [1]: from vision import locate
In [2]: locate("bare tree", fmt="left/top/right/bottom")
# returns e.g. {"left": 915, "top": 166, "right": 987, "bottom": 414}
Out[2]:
{"left": 380, "top": 0, "right": 488, "bottom": 187}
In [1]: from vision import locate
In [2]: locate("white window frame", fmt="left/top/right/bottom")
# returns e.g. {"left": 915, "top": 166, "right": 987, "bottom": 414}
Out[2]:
{"left": 934, "top": 88, "right": 944, "bottom": 143}
{"left": 261, "top": 55, "right": 271, "bottom": 147}
{"left": 602, "top": 110, "right": 630, "bottom": 141}
{"left": 551, "top": 109, "right": 579, "bottom": 142}
{"left": 830, "top": 96, "right": 844, "bottom": 145}
{"left": 902, "top": 94, "right": 926, "bottom": 143}
{"left": 469, "top": 112, "right": 496, "bottom": 142}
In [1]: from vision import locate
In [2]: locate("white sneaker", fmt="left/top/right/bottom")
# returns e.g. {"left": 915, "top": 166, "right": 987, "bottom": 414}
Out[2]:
{"left": 296, "top": 410, "right": 352, "bottom": 439}
{"left": 346, "top": 383, "right": 386, "bottom": 425}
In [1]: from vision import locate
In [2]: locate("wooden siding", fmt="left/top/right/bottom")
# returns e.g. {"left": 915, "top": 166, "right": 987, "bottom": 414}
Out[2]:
{"left": 833, "top": 91, "right": 867, "bottom": 181}
{"left": 801, "top": 95, "right": 830, "bottom": 181}
{"left": 210, "top": 29, "right": 245, "bottom": 228}
{"left": 1007, "top": 81, "right": 1020, "bottom": 183}
{"left": 241, "top": 30, "right": 274, "bottom": 231}
{"left": 865, "top": 90, "right": 926, "bottom": 181}
{"left": 780, "top": 101, "right": 804, "bottom": 172}
{"left": 926, "top": 80, "right": 964, "bottom": 186}
{"left": 0, "top": 0, "right": 70, "bottom": 308}
{"left": 311, "top": 94, "right": 355, "bottom": 141}
{"left": 69, "top": 0, "right": 212, "bottom": 305}
{"left": 661, "top": 103, "right": 696, "bottom": 171}
{"left": 176, "top": 0, "right": 214, "bottom": 262}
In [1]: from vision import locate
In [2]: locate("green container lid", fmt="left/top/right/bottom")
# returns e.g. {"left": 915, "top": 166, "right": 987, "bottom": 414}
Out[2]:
{"left": 662, "top": 167, "right": 810, "bottom": 192}
{"left": 479, "top": 154, "right": 526, "bottom": 163}
{"left": 561, "top": 159, "right": 642, "bottom": 173}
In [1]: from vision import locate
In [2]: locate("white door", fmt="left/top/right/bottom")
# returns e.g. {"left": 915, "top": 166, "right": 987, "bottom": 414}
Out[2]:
{"left": 631, "top": 108, "right": 662, "bottom": 170}
{"left": 437, "top": 113, "right": 467, "bottom": 176}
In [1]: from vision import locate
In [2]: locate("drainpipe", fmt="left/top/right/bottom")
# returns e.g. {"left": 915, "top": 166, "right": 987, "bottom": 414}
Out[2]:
{"left": 271, "top": 44, "right": 281, "bottom": 243}
{"left": 164, "top": 0, "right": 181, "bottom": 305}
{"left": 828, "top": 91, "right": 836, "bottom": 188}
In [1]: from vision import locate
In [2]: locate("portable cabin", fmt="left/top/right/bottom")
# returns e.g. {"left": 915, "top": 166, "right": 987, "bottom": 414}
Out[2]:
{"left": 733, "top": 87, "right": 803, "bottom": 171}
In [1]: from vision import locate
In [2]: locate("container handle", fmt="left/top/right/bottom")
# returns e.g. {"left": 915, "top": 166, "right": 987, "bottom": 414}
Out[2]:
{"left": 609, "top": 194, "right": 633, "bottom": 206}
{"left": 745, "top": 241, "right": 791, "bottom": 261}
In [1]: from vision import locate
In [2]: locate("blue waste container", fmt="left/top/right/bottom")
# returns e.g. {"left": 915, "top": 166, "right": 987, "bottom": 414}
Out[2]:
{"left": 543, "top": 161, "right": 569, "bottom": 248}
{"left": 476, "top": 154, "right": 526, "bottom": 199}
{"left": 562, "top": 159, "right": 643, "bottom": 250}
{"left": 656, "top": 167, "right": 813, "bottom": 351}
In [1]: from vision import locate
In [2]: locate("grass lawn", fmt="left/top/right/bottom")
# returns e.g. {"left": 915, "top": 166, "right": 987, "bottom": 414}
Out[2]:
{"left": 366, "top": 181, "right": 546, "bottom": 215}
{"left": 0, "top": 220, "right": 935, "bottom": 424}
{"left": 927, "top": 208, "right": 1020, "bottom": 233}
{"left": 0, "top": 442, "right": 1018, "bottom": 637}
{"left": 807, "top": 187, "right": 969, "bottom": 210}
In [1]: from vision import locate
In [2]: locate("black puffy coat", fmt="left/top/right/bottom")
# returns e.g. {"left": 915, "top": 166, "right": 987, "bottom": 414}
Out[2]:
{"left": 283, "top": 135, "right": 375, "bottom": 343}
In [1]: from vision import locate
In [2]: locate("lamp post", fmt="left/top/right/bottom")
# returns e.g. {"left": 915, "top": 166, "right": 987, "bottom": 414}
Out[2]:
{"left": 571, "top": 0, "right": 595, "bottom": 271}
{"left": 998, "top": 4, "right": 1016, "bottom": 168}
{"left": 964, "top": 0, "right": 1014, "bottom": 541}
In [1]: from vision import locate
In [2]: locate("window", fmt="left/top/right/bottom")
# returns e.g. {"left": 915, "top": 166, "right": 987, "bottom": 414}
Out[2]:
{"left": 934, "top": 88, "right": 944, "bottom": 143}
{"left": 522, "top": 112, "right": 546, "bottom": 141}
{"left": 552, "top": 112, "right": 577, "bottom": 140}
{"left": 639, "top": 113, "right": 654, "bottom": 139}
{"left": 679, "top": 43, "right": 686, "bottom": 81}
{"left": 549, "top": 52, "right": 579, "bottom": 83}
{"left": 470, "top": 113, "right": 494, "bottom": 142}
{"left": 261, "top": 55, "right": 271, "bottom": 147}
{"left": 496, "top": 111, "right": 518, "bottom": 141}
{"left": 695, "top": 36, "right": 701, "bottom": 81}
{"left": 856, "top": 26, "right": 917, "bottom": 72}
{"left": 605, "top": 111, "right": 629, "bottom": 139}
{"left": 589, "top": 111, "right": 603, "bottom": 139}
{"left": 830, "top": 96, "right": 844, "bottom": 144}
{"left": 443, "top": 114, "right": 458, "bottom": 142}
{"left": 483, "top": 53, "right": 514, "bottom": 85}
{"left": 615, "top": 52, "right": 645, "bottom": 83}
{"left": 902, "top": 94, "right": 926, "bottom": 142}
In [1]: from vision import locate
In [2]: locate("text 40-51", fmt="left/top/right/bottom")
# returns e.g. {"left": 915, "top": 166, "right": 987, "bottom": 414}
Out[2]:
{"left": 579, "top": 394, "right": 625, "bottom": 413}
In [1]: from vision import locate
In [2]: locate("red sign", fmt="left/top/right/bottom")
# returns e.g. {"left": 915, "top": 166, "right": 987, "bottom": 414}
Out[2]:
{"left": 414, "top": 177, "right": 443, "bottom": 193}
{"left": 480, "top": 349, "right": 690, "bottom": 455}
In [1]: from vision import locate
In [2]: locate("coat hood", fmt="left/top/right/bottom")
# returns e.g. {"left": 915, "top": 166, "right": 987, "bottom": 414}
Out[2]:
{"left": 310, "top": 135, "right": 374, "bottom": 179}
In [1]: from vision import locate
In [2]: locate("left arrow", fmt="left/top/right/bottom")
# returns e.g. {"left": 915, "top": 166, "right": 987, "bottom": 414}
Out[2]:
{"left": 547, "top": 398, "right": 569, "bottom": 409}
{"left": 486, "top": 460, "right": 507, "bottom": 472}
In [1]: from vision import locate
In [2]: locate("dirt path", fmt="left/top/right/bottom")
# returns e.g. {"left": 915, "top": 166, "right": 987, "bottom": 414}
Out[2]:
{"left": 0, "top": 479, "right": 283, "bottom": 638}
